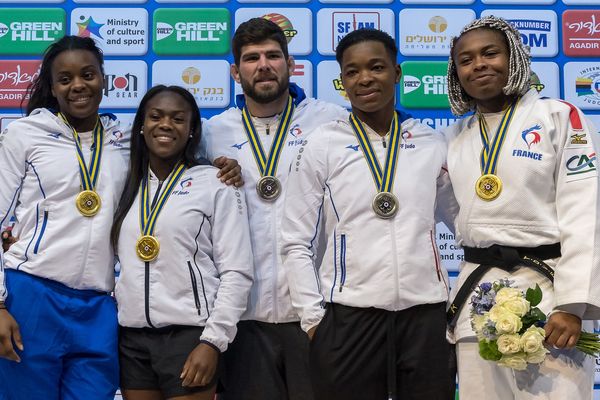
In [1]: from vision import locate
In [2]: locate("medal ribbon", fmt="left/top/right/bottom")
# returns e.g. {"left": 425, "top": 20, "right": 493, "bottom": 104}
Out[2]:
{"left": 59, "top": 113, "right": 104, "bottom": 191}
{"left": 349, "top": 112, "right": 401, "bottom": 193}
{"left": 139, "top": 162, "right": 186, "bottom": 236}
{"left": 241, "top": 96, "right": 295, "bottom": 177}
{"left": 478, "top": 102, "right": 518, "bottom": 174}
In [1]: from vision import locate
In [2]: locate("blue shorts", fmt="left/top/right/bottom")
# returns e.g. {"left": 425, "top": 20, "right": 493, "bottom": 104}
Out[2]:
{"left": 0, "top": 269, "right": 119, "bottom": 400}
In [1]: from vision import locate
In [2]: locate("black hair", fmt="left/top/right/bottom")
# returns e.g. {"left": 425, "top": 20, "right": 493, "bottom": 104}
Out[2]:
{"left": 25, "top": 35, "right": 104, "bottom": 115}
{"left": 232, "top": 17, "right": 289, "bottom": 66}
{"left": 335, "top": 28, "right": 397, "bottom": 65}
{"left": 111, "top": 85, "right": 204, "bottom": 248}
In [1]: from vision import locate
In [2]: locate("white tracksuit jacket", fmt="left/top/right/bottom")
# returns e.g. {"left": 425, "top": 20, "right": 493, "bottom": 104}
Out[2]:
{"left": 445, "top": 89, "right": 600, "bottom": 341}
{"left": 0, "top": 108, "right": 129, "bottom": 300}
{"left": 281, "top": 113, "right": 458, "bottom": 332}
{"left": 201, "top": 84, "right": 348, "bottom": 323}
{"left": 115, "top": 166, "right": 254, "bottom": 352}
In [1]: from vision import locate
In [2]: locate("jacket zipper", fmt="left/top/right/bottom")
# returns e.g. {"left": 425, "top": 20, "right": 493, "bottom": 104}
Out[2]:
{"left": 33, "top": 210, "right": 49, "bottom": 254}
{"left": 188, "top": 261, "right": 202, "bottom": 316}
{"left": 339, "top": 234, "right": 347, "bottom": 292}
{"left": 144, "top": 261, "right": 155, "bottom": 328}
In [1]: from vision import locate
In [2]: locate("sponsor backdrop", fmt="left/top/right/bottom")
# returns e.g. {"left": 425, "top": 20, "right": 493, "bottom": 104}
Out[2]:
{"left": 0, "top": 0, "right": 599, "bottom": 396}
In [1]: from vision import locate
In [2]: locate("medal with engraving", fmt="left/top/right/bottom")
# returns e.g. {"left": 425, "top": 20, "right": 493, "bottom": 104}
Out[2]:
{"left": 136, "top": 162, "right": 186, "bottom": 262}
{"left": 350, "top": 112, "right": 402, "bottom": 219}
{"left": 59, "top": 113, "right": 104, "bottom": 217}
{"left": 241, "top": 96, "right": 295, "bottom": 201}
{"left": 475, "top": 102, "right": 518, "bottom": 201}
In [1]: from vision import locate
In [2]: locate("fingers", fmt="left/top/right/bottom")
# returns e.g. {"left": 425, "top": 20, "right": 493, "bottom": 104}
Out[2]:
{"left": 307, "top": 325, "right": 317, "bottom": 340}
{"left": 0, "top": 313, "right": 20, "bottom": 362}
{"left": 544, "top": 312, "right": 581, "bottom": 349}
{"left": 213, "top": 157, "right": 244, "bottom": 187}
{"left": 180, "top": 362, "right": 215, "bottom": 387}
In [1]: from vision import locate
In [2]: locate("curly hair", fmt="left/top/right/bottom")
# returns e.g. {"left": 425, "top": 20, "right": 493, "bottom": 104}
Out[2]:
{"left": 447, "top": 16, "right": 531, "bottom": 116}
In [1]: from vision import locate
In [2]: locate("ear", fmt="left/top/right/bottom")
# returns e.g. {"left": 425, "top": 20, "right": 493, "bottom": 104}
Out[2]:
{"left": 230, "top": 63, "right": 241, "bottom": 84}
{"left": 287, "top": 55, "right": 296, "bottom": 75}
{"left": 395, "top": 64, "right": 402, "bottom": 84}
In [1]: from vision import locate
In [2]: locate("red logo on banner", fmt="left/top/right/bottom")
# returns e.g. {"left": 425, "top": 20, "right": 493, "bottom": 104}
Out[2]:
{"left": 0, "top": 60, "right": 41, "bottom": 108}
{"left": 563, "top": 10, "right": 600, "bottom": 57}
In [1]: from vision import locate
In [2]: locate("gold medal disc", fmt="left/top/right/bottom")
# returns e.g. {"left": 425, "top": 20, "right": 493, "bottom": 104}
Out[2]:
{"left": 136, "top": 235, "right": 160, "bottom": 262}
{"left": 256, "top": 176, "right": 281, "bottom": 201}
{"left": 475, "top": 174, "right": 503, "bottom": 201}
{"left": 372, "top": 192, "right": 399, "bottom": 219}
{"left": 76, "top": 190, "right": 101, "bottom": 217}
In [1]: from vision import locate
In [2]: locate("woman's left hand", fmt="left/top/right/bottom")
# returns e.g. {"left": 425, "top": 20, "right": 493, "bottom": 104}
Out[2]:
{"left": 180, "top": 342, "right": 219, "bottom": 387}
{"left": 214, "top": 156, "right": 244, "bottom": 187}
{"left": 544, "top": 312, "right": 582, "bottom": 349}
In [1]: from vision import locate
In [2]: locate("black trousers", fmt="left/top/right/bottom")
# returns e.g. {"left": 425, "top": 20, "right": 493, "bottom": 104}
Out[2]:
{"left": 219, "top": 320, "right": 314, "bottom": 400}
{"left": 310, "top": 302, "right": 456, "bottom": 400}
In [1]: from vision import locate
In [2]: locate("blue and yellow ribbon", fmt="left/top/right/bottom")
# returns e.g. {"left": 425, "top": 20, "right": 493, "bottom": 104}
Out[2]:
{"left": 139, "top": 162, "right": 186, "bottom": 236}
{"left": 349, "top": 112, "right": 401, "bottom": 193}
{"left": 59, "top": 113, "right": 104, "bottom": 191}
{"left": 241, "top": 96, "right": 295, "bottom": 177}
{"left": 478, "top": 102, "right": 518, "bottom": 175}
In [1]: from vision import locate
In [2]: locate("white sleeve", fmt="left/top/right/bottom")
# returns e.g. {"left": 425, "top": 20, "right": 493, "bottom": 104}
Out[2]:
{"left": 0, "top": 123, "right": 29, "bottom": 301}
{"left": 552, "top": 107, "right": 600, "bottom": 319}
{"left": 281, "top": 131, "right": 328, "bottom": 333}
{"left": 199, "top": 184, "right": 254, "bottom": 352}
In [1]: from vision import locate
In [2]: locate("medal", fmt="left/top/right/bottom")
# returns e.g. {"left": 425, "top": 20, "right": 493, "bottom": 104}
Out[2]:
{"left": 59, "top": 113, "right": 104, "bottom": 217}
{"left": 136, "top": 235, "right": 160, "bottom": 262}
{"left": 372, "top": 191, "right": 398, "bottom": 219}
{"left": 137, "top": 162, "right": 186, "bottom": 262}
{"left": 256, "top": 175, "right": 281, "bottom": 201}
{"left": 350, "top": 112, "right": 402, "bottom": 219}
{"left": 75, "top": 190, "right": 101, "bottom": 217}
{"left": 475, "top": 174, "right": 503, "bottom": 201}
{"left": 475, "top": 102, "right": 518, "bottom": 201}
{"left": 242, "top": 96, "right": 295, "bottom": 202}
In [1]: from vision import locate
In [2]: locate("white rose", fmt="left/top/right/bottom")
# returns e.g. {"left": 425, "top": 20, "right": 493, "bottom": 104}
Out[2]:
{"left": 495, "top": 287, "right": 522, "bottom": 306}
{"left": 521, "top": 326, "right": 546, "bottom": 354}
{"left": 498, "top": 353, "right": 528, "bottom": 370}
{"left": 503, "top": 298, "right": 530, "bottom": 317}
{"left": 526, "top": 347, "right": 549, "bottom": 364}
{"left": 497, "top": 334, "right": 522, "bottom": 354}
{"left": 471, "top": 314, "right": 488, "bottom": 339}
{"left": 490, "top": 308, "right": 523, "bottom": 334}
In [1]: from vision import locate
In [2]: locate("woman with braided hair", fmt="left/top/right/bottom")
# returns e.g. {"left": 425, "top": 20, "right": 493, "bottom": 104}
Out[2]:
{"left": 445, "top": 16, "right": 600, "bottom": 399}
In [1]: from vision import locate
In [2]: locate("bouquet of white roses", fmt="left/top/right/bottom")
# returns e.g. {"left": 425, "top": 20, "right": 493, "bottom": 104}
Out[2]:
{"left": 469, "top": 279, "right": 600, "bottom": 370}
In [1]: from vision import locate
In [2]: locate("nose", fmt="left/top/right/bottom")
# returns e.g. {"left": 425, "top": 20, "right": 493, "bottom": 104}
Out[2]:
{"left": 71, "top": 76, "right": 86, "bottom": 91}
{"left": 473, "top": 56, "right": 487, "bottom": 71}
{"left": 257, "top": 54, "right": 271, "bottom": 72}
{"left": 358, "top": 70, "right": 373, "bottom": 85}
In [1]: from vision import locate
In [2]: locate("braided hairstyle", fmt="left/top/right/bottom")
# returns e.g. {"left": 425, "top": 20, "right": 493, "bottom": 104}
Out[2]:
{"left": 447, "top": 16, "right": 531, "bottom": 116}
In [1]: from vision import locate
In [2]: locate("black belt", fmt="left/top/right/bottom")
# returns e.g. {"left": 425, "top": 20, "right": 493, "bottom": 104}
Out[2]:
{"left": 447, "top": 243, "right": 560, "bottom": 329}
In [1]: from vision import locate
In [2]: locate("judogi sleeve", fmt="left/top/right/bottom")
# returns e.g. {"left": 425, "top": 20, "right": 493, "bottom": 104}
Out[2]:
{"left": 552, "top": 105, "right": 600, "bottom": 319}
{"left": 281, "top": 128, "right": 328, "bottom": 333}
{"left": 200, "top": 184, "right": 254, "bottom": 352}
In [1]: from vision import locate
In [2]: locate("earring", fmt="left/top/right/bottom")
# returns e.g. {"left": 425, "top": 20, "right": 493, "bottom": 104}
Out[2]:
{"left": 140, "top": 127, "right": 144, "bottom": 135}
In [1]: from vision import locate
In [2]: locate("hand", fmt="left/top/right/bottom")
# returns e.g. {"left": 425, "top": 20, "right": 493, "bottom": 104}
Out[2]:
{"left": 2, "top": 230, "right": 17, "bottom": 253}
{"left": 0, "top": 309, "right": 23, "bottom": 362}
{"left": 180, "top": 342, "right": 219, "bottom": 387}
{"left": 544, "top": 312, "right": 581, "bottom": 349}
{"left": 213, "top": 156, "right": 244, "bottom": 187}
{"left": 307, "top": 325, "right": 318, "bottom": 341}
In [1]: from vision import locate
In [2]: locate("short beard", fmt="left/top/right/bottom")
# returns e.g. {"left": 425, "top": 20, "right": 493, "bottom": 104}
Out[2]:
{"left": 241, "top": 76, "right": 290, "bottom": 104}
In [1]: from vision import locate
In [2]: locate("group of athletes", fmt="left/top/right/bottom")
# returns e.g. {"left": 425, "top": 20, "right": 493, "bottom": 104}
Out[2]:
{"left": 0, "top": 14, "right": 599, "bottom": 400}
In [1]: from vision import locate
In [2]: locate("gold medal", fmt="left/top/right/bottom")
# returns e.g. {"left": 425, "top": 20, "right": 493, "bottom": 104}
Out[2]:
{"left": 372, "top": 192, "right": 399, "bottom": 219}
{"left": 256, "top": 176, "right": 281, "bottom": 201}
{"left": 475, "top": 174, "right": 503, "bottom": 201}
{"left": 75, "top": 190, "right": 101, "bottom": 217}
{"left": 136, "top": 235, "right": 160, "bottom": 262}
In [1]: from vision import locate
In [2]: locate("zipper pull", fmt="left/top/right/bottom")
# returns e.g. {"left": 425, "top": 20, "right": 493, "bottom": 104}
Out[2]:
{"left": 266, "top": 124, "right": 270, "bottom": 135}
{"left": 382, "top": 136, "right": 386, "bottom": 148}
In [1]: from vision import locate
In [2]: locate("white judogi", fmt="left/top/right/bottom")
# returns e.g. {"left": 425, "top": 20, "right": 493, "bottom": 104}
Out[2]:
{"left": 446, "top": 89, "right": 600, "bottom": 399}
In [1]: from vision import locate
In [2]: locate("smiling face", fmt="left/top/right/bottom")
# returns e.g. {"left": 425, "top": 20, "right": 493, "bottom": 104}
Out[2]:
{"left": 142, "top": 91, "right": 193, "bottom": 174}
{"left": 50, "top": 49, "right": 104, "bottom": 132}
{"left": 340, "top": 40, "right": 400, "bottom": 121}
{"left": 231, "top": 39, "right": 294, "bottom": 105}
{"left": 453, "top": 28, "right": 511, "bottom": 113}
